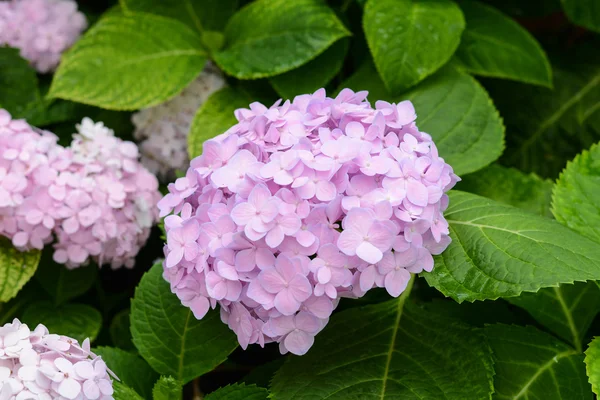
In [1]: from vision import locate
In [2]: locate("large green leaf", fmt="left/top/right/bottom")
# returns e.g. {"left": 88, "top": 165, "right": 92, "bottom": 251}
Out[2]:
{"left": 0, "top": 47, "right": 40, "bottom": 117}
{"left": 34, "top": 259, "right": 97, "bottom": 305}
{"left": 22, "top": 302, "right": 102, "bottom": 342}
{"left": 95, "top": 347, "right": 159, "bottom": 399}
{"left": 271, "top": 281, "right": 494, "bottom": 400}
{"left": 153, "top": 376, "right": 182, "bottom": 400}
{"left": 205, "top": 384, "right": 268, "bottom": 400}
{"left": 213, "top": 0, "right": 350, "bottom": 79}
{"left": 363, "top": 0, "right": 465, "bottom": 94}
{"left": 486, "top": 324, "right": 591, "bottom": 399}
{"left": 561, "top": 0, "right": 600, "bottom": 33}
{"left": 187, "top": 86, "right": 252, "bottom": 158}
{"left": 454, "top": 1, "right": 551, "bottom": 87}
{"left": 270, "top": 39, "right": 349, "bottom": 100}
{"left": 552, "top": 142, "right": 600, "bottom": 244}
{"left": 489, "top": 48, "right": 600, "bottom": 177}
{"left": 0, "top": 239, "right": 41, "bottom": 303}
{"left": 49, "top": 14, "right": 207, "bottom": 110}
{"left": 121, "top": 0, "right": 238, "bottom": 33}
{"left": 585, "top": 336, "right": 600, "bottom": 395}
{"left": 510, "top": 283, "right": 600, "bottom": 353}
{"left": 404, "top": 67, "right": 504, "bottom": 175}
{"left": 130, "top": 262, "right": 238, "bottom": 384}
{"left": 424, "top": 191, "right": 600, "bottom": 302}
{"left": 340, "top": 63, "right": 504, "bottom": 175}
{"left": 458, "top": 164, "right": 553, "bottom": 217}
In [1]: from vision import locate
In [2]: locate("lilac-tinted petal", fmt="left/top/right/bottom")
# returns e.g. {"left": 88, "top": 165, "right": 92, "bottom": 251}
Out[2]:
{"left": 274, "top": 289, "right": 301, "bottom": 315}
{"left": 384, "top": 269, "right": 411, "bottom": 297}
{"left": 284, "top": 330, "right": 315, "bottom": 356}
{"left": 356, "top": 242, "right": 383, "bottom": 264}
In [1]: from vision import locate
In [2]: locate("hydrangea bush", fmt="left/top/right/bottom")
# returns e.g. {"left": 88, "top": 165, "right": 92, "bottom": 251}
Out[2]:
{"left": 1, "top": 0, "right": 600, "bottom": 399}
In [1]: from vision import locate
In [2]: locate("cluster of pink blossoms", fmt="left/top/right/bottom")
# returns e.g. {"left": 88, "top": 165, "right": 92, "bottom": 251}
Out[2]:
{"left": 159, "top": 89, "right": 459, "bottom": 355}
{"left": 0, "top": 110, "right": 161, "bottom": 269}
{"left": 0, "top": 0, "right": 87, "bottom": 73}
{"left": 0, "top": 319, "right": 114, "bottom": 399}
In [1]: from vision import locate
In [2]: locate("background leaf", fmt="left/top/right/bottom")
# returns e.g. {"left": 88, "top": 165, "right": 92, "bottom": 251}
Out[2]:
{"left": 95, "top": 347, "right": 158, "bottom": 399}
{"left": 205, "top": 384, "right": 268, "bottom": 400}
{"left": 561, "top": 0, "right": 600, "bottom": 33}
{"left": 110, "top": 309, "right": 134, "bottom": 350}
{"left": 49, "top": 14, "right": 207, "bottom": 110}
{"left": 507, "top": 282, "right": 600, "bottom": 352}
{"left": 458, "top": 164, "right": 553, "bottom": 217}
{"left": 213, "top": 0, "right": 350, "bottom": 79}
{"left": 585, "top": 336, "right": 600, "bottom": 395}
{"left": 363, "top": 0, "right": 465, "bottom": 94}
{"left": 34, "top": 259, "right": 97, "bottom": 305}
{"left": 271, "top": 286, "right": 494, "bottom": 400}
{"left": 485, "top": 324, "right": 591, "bottom": 399}
{"left": 187, "top": 86, "right": 252, "bottom": 158}
{"left": 113, "top": 382, "right": 144, "bottom": 400}
{"left": 552, "top": 142, "right": 600, "bottom": 244}
{"left": 403, "top": 67, "right": 504, "bottom": 175}
{"left": 22, "top": 302, "right": 102, "bottom": 342}
{"left": 270, "top": 39, "right": 349, "bottom": 100}
{"left": 454, "top": 1, "right": 552, "bottom": 87}
{"left": 130, "top": 263, "right": 238, "bottom": 384}
{"left": 121, "top": 0, "right": 239, "bottom": 33}
{"left": 0, "top": 47, "right": 40, "bottom": 117}
{"left": 424, "top": 191, "right": 600, "bottom": 302}
{"left": 152, "top": 376, "right": 182, "bottom": 400}
{"left": 0, "top": 239, "right": 41, "bottom": 303}
{"left": 489, "top": 47, "right": 600, "bottom": 177}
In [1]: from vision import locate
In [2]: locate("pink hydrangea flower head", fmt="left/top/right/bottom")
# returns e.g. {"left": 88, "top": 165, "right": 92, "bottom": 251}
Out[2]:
{"left": 0, "top": 110, "right": 162, "bottom": 269}
{"left": 160, "top": 88, "right": 459, "bottom": 355}
{"left": 0, "top": 319, "right": 115, "bottom": 399}
{"left": 0, "top": 0, "right": 87, "bottom": 73}
{"left": 132, "top": 63, "right": 226, "bottom": 180}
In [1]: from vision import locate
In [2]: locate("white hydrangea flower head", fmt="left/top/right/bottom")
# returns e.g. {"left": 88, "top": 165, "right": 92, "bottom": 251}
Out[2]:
{"left": 132, "top": 63, "right": 227, "bottom": 180}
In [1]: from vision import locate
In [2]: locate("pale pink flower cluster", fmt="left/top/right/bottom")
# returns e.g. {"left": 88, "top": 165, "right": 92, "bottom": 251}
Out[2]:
{"left": 0, "top": 109, "right": 161, "bottom": 269}
{"left": 159, "top": 89, "right": 459, "bottom": 355}
{"left": 0, "top": 319, "right": 114, "bottom": 400}
{"left": 132, "top": 64, "right": 226, "bottom": 180}
{"left": 0, "top": 0, "right": 87, "bottom": 73}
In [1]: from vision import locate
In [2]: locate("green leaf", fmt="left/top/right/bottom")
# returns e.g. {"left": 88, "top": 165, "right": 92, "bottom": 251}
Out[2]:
{"left": 121, "top": 0, "right": 239, "bottom": 33}
{"left": 152, "top": 376, "right": 182, "bottom": 400}
{"left": 0, "top": 238, "right": 41, "bottom": 303}
{"left": 242, "top": 359, "right": 285, "bottom": 388}
{"left": 404, "top": 67, "right": 505, "bottom": 175}
{"left": 424, "top": 191, "right": 600, "bottom": 303}
{"left": 458, "top": 164, "right": 553, "bottom": 217}
{"left": 187, "top": 86, "right": 252, "bottom": 158}
{"left": 486, "top": 324, "right": 592, "bottom": 399}
{"left": 552, "top": 142, "right": 600, "bottom": 244}
{"left": 34, "top": 259, "right": 97, "bottom": 305}
{"left": 130, "top": 262, "right": 238, "bottom": 384}
{"left": 340, "top": 63, "right": 505, "bottom": 175}
{"left": 489, "top": 48, "right": 600, "bottom": 177}
{"left": 22, "top": 302, "right": 102, "bottom": 342}
{"left": 420, "top": 298, "right": 519, "bottom": 327}
{"left": 213, "top": 0, "right": 350, "bottom": 79}
{"left": 0, "top": 47, "right": 40, "bottom": 117}
{"left": 113, "top": 382, "right": 144, "bottom": 400}
{"left": 271, "top": 280, "right": 494, "bottom": 400}
{"left": 585, "top": 336, "right": 600, "bottom": 395}
{"left": 561, "top": 0, "right": 600, "bottom": 32}
{"left": 508, "top": 282, "right": 600, "bottom": 352}
{"left": 49, "top": 14, "right": 207, "bottom": 110}
{"left": 110, "top": 309, "right": 134, "bottom": 350}
{"left": 454, "top": 1, "right": 552, "bottom": 87}
{"left": 95, "top": 346, "right": 159, "bottom": 399}
{"left": 270, "top": 39, "right": 349, "bottom": 100}
{"left": 364, "top": 0, "right": 465, "bottom": 94}
{"left": 206, "top": 384, "right": 268, "bottom": 400}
